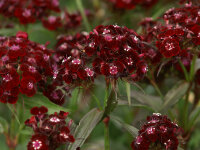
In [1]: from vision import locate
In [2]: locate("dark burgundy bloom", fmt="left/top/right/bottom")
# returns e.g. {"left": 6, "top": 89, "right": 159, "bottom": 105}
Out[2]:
{"left": 108, "top": 0, "right": 158, "bottom": 10}
{"left": 114, "top": 0, "right": 137, "bottom": 10}
{"left": 156, "top": 38, "right": 181, "bottom": 58}
{"left": 26, "top": 107, "right": 74, "bottom": 150}
{"left": 56, "top": 126, "right": 75, "bottom": 143}
{"left": 42, "top": 16, "right": 62, "bottom": 30}
{"left": 189, "top": 24, "right": 200, "bottom": 45}
{"left": 131, "top": 113, "right": 183, "bottom": 150}
{"left": 0, "top": 31, "right": 60, "bottom": 104}
{"left": 63, "top": 11, "right": 82, "bottom": 29}
{"left": 27, "top": 134, "right": 49, "bottom": 150}
{"left": 84, "top": 25, "right": 147, "bottom": 80}
{"left": 31, "top": 106, "right": 48, "bottom": 115}
{"left": 0, "top": 87, "right": 19, "bottom": 104}
{"left": 20, "top": 64, "right": 42, "bottom": 82}
{"left": 20, "top": 76, "right": 37, "bottom": 97}
{"left": 15, "top": 7, "right": 36, "bottom": 24}
{"left": 16, "top": 31, "right": 28, "bottom": 39}
{"left": 0, "top": 0, "right": 61, "bottom": 26}
{"left": 43, "top": 85, "right": 65, "bottom": 105}
{"left": 1, "top": 68, "right": 20, "bottom": 90}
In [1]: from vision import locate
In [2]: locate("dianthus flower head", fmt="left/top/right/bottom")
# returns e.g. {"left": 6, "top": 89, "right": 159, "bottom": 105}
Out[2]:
{"left": 0, "top": 31, "right": 57, "bottom": 104}
{"left": 0, "top": 0, "right": 60, "bottom": 25}
{"left": 108, "top": 0, "right": 158, "bottom": 10}
{"left": 163, "top": 4, "right": 200, "bottom": 46}
{"left": 25, "top": 106, "right": 74, "bottom": 150}
{"left": 85, "top": 25, "right": 147, "bottom": 80}
{"left": 131, "top": 113, "right": 183, "bottom": 150}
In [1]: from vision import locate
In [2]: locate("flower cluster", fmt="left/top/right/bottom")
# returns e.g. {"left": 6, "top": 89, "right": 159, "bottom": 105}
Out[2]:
{"left": 54, "top": 32, "right": 96, "bottom": 86}
{"left": 163, "top": 3, "right": 200, "bottom": 46}
{"left": 108, "top": 0, "right": 158, "bottom": 10}
{"left": 55, "top": 25, "right": 147, "bottom": 86}
{"left": 42, "top": 11, "right": 83, "bottom": 31}
{"left": 0, "top": 0, "right": 83, "bottom": 31}
{"left": 0, "top": 0, "right": 60, "bottom": 24}
{"left": 0, "top": 31, "right": 53, "bottom": 104}
{"left": 140, "top": 2, "right": 199, "bottom": 61}
{"left": 131, "top": 113, "right": 183, "bottom": 150}
{"left": 140, "top": 2, "right": 200, "bottom": 84}
{"left": 25, "top": 106, "right": 75, "bottom": 150}
{"left": 85, "top": 25, "right": 147, "bottom": 80}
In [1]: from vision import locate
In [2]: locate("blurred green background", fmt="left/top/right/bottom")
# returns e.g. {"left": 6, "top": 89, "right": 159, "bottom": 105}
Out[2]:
{"left": 0, "top": 0, "right": 200, "bottom": 150}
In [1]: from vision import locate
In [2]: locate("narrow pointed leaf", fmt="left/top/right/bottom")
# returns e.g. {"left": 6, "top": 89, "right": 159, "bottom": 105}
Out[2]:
{"left": 125, "top": 82, "right": 131, "bottom": 106}
{"left": 111, "top": 115, "right": 138, "bottom": 138}
{"left": 19, "top": 94, "right": 70, "bottom": 114}
{"left": 188, "top": 106, "right": 200, "bottom": 129}
{"left": 0, "top": 117, "right": 9, "bottom": 133}
{"left": 68, "top": 108, "right": 104, "bottom": 150}
{"left": 161, "top": 81, "right": 189, "bottom": 112}
{"left": 131, "top": 91, "right": 162, "bottom": 112}
{"left": 118, "top": 100, "right": 155, "bottom": 112}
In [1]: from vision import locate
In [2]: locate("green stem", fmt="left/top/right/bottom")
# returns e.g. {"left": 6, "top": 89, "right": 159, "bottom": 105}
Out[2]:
{"left": 104, "top": 87, "right": 109, "bottom": 108}
{"left": 178, "top": 59, "right": 189, "bottom": 81}
{"left": 7, "top": 104, "right": 20, "bottom": 125}
{"left": 90, "top": 92, "right": 103, "bottom": 110}
{"left": 104, "top": 123, "right": 110, "bottom": 150}
{"left": 76, "top": 0, "right": 91, "bottom": 32}
{"left": 149, "top": 79, "right": 164, "bottom": 100}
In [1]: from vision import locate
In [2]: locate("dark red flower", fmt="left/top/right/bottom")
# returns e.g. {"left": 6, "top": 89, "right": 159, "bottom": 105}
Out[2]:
{"left": 63, "top": 11, "right": 82, "bottom": 29}
{"left": 84, "top": 25, "right": 147, "bottom": 80}
{"left": 27, "top": 134, "right": 49, "bottom": 150}
{"left": 131, "top": 113, "right": 183, "bottom": 150}
{"left": 1, "top": 68, "right": 20, "bottom": 90}
{"left": 57, "top": 126, "right": 75, "bottom": 143}
{"left": 31, "top": 106, "right": 48, "bottom": 116}
{"left": 43, "top": 85, "right": 65, "bottom": 105}
{"left": 16, "top": 31, "right": 28, "bottom": 39}
{"left": 20, "top": 64, "right": 42, "bottom": 82}
{"left": 25, "top": 116, "right": 37, "bottom": 127}
{"left": 0, "top": 87, "right": 19, "bottom": 104}
{"left": 15, "top": 7, "right": 36, "bottom": 24}
{"left": 42, "top": 16, "right": 62, "bottom": 30}
{"left": 26, "top": 108, "right": 74, "bottom": 150}
{"left": 20, "top": 76, "right": 37, "bottom": 97}
{"left": 156, "top": 38, "right": 181, "bottom": 58}
{"left": 190, "top": 24, "right": 200, "bottom": 45}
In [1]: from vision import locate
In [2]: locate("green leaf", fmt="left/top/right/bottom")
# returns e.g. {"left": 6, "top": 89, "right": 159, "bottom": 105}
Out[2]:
{"left": 161, "top": 81, "right": 189, "bottom": 112}
{"left": 68, "top": 108, "right": 104, "bottom": 150}
{"left": 19, "top": 94, "right": 71, "bottom": 114}
{"left": 75, "top": 0, "right": 91, "bottom": 32}
{"left": 69, "top": 88, "right": 80, "bottom": 112}
{"left": 125, "top": 82, "right": 131, "bottom": 106}
{"left": 131, "top": 90, "right": 162, "bottom": 112}
{"left": 188, "top": 106, "right": 200, "bottom": 129}
{"left": 20, "top": 129, "right": 32, "bottom": 135}
{"left": 178, "top": 60, "right": 189, "bottom": 81}
{"left": 0, "top": 28, "right": 17, "bottom": 36}
{"left": 111, "top": 115, "right": 138, "bottom": 138}
{"left": 0, "top": 117, "right": 9, "bottom": 133}
{"left": 118, "top": 100, "right": 155, "bottom": 112}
